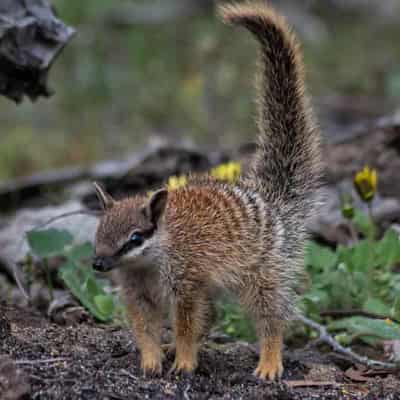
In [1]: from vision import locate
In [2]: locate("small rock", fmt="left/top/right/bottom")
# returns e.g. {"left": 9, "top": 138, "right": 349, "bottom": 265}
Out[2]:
{"left": 0, "top": 355, "right": 30, "bottom": 400}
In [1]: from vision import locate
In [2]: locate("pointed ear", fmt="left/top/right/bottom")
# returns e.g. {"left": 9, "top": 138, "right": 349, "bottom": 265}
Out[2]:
{"left": 93, "top": 182, "right": 115, "bottom": 211}
{"left": 146, "top": 189, "right": 168, "bottom": 226}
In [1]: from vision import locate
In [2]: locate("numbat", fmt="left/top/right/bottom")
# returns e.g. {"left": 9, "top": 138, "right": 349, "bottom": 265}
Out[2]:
{"left": 92, "top": 1, "right": 321, "bottom": 380}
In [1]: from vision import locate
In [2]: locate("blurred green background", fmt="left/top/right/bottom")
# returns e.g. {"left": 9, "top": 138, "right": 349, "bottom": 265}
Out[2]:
{"left": 1, "top": 0, "right": 400, "bottom": 181}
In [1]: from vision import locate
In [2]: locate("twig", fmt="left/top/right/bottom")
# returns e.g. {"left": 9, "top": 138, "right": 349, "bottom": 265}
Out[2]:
{"left": 284, "top": 380, "right": 341, "bottom": 388}
{"left": 320, "top": 309, "right": 400, "bottom": 324}
{"left": 13, "top": 262, "right": 30, "bottom": 300}
{"left": 298, "top": 314, "right": 397, "bottom": 369}
{"left": 33, "top": 209, "right": 101, "bottom": 231}
{"left": 120, "top": 369, "right": 137, "bottom": 381}
{"left": 183, "top": 384, "right": 191, "bottom": 400}
{"left": 16, "top": 357, "right": 69, "bottom": 365}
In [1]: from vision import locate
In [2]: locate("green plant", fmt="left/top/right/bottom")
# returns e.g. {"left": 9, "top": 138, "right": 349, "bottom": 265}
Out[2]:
{"left": 27, "top": 228, "right": 120, "bottom": 322}
{"left": 302, "top": 229, "right": 400, "bottom": 314}
{"left": 218, "top": 301, "right": 257, "bottom": 342}
{"left": 301, "top": 166, "right": 400, "bottom": 346}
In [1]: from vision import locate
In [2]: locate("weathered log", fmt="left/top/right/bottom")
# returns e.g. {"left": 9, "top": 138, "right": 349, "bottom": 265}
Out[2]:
{"left": 0, "top": 0, "right": 75, "bottom": 102}
{"left": 0, "top": 143, "right": 221, "bottom": 212}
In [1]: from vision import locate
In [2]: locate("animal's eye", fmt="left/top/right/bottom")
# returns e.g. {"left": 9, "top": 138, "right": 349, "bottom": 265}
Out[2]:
{"left": 129, "top": 232, "right": 144, "bottom": 247}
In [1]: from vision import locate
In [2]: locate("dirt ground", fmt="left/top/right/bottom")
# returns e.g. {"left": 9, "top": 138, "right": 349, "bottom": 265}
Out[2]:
{"left": 1, "top": 122, "right": 400, "bottom": 400}
{"left": 0, "top": 303, "right": 399, "bottom": 400}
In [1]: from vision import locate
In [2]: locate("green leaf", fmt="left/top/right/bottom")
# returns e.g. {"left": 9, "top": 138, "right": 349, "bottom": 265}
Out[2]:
{"left": 305, "top": 241, "right": 338, "bottom": 271}
{"left": 348, "top": 240, "right": 372, "bottom": 271}
{"left": 27, "top": 229, "right": 73, "bottom": 257}
{"left": 84, "top": 276, "right": 101, "bottom": 299}
{"left": 59, "top": 261, "right": 113, "bottom": 322}
{"left": 336, "top": 245, "right": 352, "bottom": 264}
{"left": 334, "top": 333, "right": 352, "bottom": 346}
{"left": 363, "top": 298, "right": 391, "bottom": 315}
{"left": 219, "top": 301, "right": 256, "bottom": 342}
{"left": 392, "top": 297, "right": 400, "bottom": 321}
{"left": 66, "top": 242, "right": 94, "bottom": 263}
{"left": 94, "top": 294, "right": 115, "bottom": 316}
{"left": 329, "top": 316, "right": 400, "bottom": 343}
{"left": 301, "top": 289, "right": 331, "bottom": 314}
{"left": 375, "top": 230, "right": 400, "bottom": 267}
{"left": 352, "top": 210, "right": 374, "bottom": 238}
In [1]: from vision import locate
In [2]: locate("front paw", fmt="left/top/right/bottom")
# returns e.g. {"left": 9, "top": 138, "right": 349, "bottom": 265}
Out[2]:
{"left": 253, "top": 359, "right": 283, "bottom": 381}
{"left": 141, "top": 351, "right": 163, "bottom": 376}
{"left": 169, "top": 355, "right": 197, "bottom": 375}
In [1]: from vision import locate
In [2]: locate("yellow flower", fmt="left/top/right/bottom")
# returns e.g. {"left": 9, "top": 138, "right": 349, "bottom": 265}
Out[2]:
{"left": 385, "top": 318, "right": 393, "bottom": 325}
{"left": 167, "top": 175, "right": 188, "bottom": 191}
{"left": 149, "top": 162, "right": 241, "bottom": 197}
{"left": 210, "top": 162, "right": 241, "bottom": 183}
{"left": 354, "top": 166, "right": 377, "bottom": 202}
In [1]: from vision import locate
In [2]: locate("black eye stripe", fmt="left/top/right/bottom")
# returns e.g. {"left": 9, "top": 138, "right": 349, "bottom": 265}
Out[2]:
{"left": 115, "top": 241, "right": 137, "bottom": 258}
{"left": 114, "top": 227, "right": 155, "bottom": 258}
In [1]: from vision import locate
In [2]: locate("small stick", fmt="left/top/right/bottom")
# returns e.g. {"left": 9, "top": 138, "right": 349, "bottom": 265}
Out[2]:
{"left": 120, "top": 369, "right": 138, "bottom": 381}
{"left": 183, "top": 384, "right": 191, "bottom": 400}
{"left": 33, "top": 209, "right": 101, "bottom": 231}
{"left": 16, "top": 357, "right": 69, "bottom": 365}
{"left": 298, "top": 314, "right": 397, "bottom": 369}
{"left": 285, "top": 380, "right": 341, "bottom": 388}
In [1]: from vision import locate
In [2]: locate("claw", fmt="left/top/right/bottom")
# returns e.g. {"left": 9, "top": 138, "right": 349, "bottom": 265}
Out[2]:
{"left": 253, "top": 359, "right": 283, "bottom": 381}
{"left": 141, "top": 352, "right": 163, "bottom": 377}
{"left": 168, "top": 356, "right": 197, "bottom": 375}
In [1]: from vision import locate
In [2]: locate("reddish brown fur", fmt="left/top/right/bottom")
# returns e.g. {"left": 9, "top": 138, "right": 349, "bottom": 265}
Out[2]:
{"left": 93, "top": 1, "right": 322, "bottom": 381}
{"left": 95, "top": 195, "right": 151, "bottom": 255}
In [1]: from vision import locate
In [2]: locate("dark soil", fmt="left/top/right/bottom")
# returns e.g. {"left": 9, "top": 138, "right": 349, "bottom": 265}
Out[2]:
{"left": 1, "top": 303, "right": 399, "bottom": 400}
{"left": 1, "top": 122, "right": 400, "bottom": 399}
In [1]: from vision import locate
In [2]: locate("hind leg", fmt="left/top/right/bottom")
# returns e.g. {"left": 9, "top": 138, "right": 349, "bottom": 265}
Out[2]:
{"left": 239, "top": 277, "right": 285, "bottom": 380}
{"left": 254, "top": 324, "right": 283, "bottom": 380}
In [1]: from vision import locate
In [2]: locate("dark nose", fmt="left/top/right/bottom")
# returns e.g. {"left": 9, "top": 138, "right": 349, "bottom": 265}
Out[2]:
{"left": 92, "top": 256, "right": 114, "bottom": 272}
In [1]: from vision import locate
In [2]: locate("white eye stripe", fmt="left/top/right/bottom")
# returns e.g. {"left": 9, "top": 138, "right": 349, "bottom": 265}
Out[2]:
{"left": 120, "top": 236, "right": 155, "bottom": 259}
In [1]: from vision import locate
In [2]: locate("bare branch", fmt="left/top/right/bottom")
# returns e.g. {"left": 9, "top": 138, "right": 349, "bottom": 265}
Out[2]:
{"left": 16, "top": 357, "right": 69, "bottom": 365}
{"left": 33, "top": 209, "right": 101, "bottom": 231}
{"left": 298, "top": 314, "right": 398, "bottom": 370}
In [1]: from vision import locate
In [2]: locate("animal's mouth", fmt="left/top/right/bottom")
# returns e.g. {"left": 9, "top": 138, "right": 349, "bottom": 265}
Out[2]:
{"left": 92, "top": 256, "right": 117, "bottom": 272}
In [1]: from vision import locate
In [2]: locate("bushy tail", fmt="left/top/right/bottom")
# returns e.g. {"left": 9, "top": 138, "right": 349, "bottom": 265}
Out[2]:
{"left": 219, "top": 2, "right": 321, "bottom": 223}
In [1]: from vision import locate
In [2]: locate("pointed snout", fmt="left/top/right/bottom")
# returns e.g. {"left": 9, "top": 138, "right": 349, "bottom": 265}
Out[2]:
{"left": 92, "top": 256, "right": 115, "bottom": 272}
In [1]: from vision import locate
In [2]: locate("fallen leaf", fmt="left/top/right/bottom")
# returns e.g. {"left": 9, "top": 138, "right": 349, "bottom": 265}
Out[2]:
{"left": 345, "top": 367, "right": 371, "bottom": 382}
{"left": 285, "top": 380, "right": 340, "bottom": 388}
